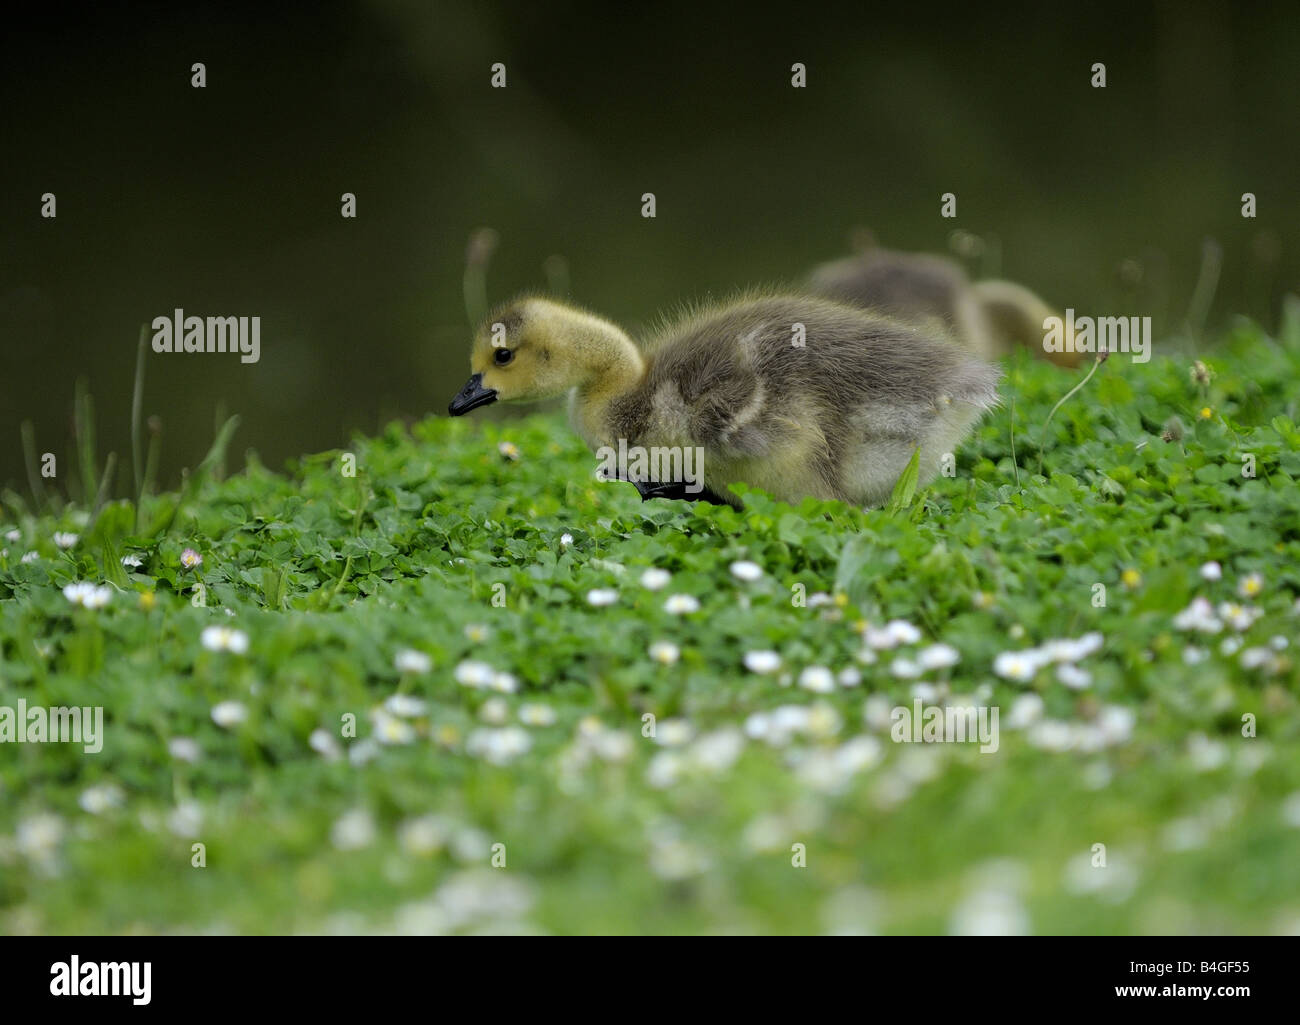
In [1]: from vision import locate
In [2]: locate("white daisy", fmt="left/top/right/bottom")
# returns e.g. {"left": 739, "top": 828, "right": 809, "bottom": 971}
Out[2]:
{"left": 167, "top": 737, "right": 202, "bottom": 762}
{"left": 78, "top": 783, "right": 124, "bottom": 815}
{"left": 394, "top": 649, "right": 432, "bottom": 674}
{"left": 1173, "top": 597, "right": 1222, "bottom": 633}
{"left": 331, "top": 808, "right": 376, "bottom": 850}
{"left": 210, "top": 700, "right": 248, "bottom": 728}
{"left": 648, "top": 641, "right": 680, "bottom": 665}
{"left": 1218, "top": 602, "right": 1261, "bottom": 632}
{"left": 454, "top": 660, "right": 496, "bottom": 689}
{"left": 384, "top": 693, "right": 428, "bottom": 717}
{"left": 466, "top": 726, "right": 531, "bottom": 765}
{"left": 729, "top": 560, "right": 763, "bottom": 582}
{"left": 743, "top": 650, "right": 781, "bottom": 674}
{"left": 1237, "top": 572, "right": 1264, "bottom": 599}
{"left": 121, "top": 554, "right": 143, "bottom": 568}
{"left": 917, "top": 643, "right": 960, "bottom": 670}
{"left": 1056, "top": 663, "right": 1092, "bottom": 690}
{"left": 640, "top": 567, "right": 671, "bottom": 590}
{"left": 586, "top": 588, "right": 618, "bottom": 607}
{"left": 798, "top": 666, "right": 836, "bottom": 693}
{"left": 478, "top": 697, "right": 510, "bottom": 724}
{"left": 200, "top": 626, "right": 248, "bottom": 654}
{"left": 1199, "top": 561, "right": 1222, "bottom": 581}
{"left": 993, "top": 650, "right": 1045, "bottom": 682}
{"left": 53, "top": 531, "right": 79, "bottom": 549}
{"left": 890, "top": 657, "right": 923, "bottom": 679}
{"left": 518, "top": 703, "right": 556, "bottom": 727}
{"left": 663, "top": 594, "right": 700, "bottom": 614}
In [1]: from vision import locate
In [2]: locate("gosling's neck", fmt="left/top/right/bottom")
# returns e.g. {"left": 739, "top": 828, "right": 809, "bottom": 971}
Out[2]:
{"left": 565, "top": 317, "right": 646, "bottom": 448}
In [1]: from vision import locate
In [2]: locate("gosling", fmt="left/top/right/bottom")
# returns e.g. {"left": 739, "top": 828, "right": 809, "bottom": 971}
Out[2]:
{"left": 808, "top": 246, "right": 1082, "bottom": 368}
{"left": 448, "top": 293, "right": 1000, "bottom": 509}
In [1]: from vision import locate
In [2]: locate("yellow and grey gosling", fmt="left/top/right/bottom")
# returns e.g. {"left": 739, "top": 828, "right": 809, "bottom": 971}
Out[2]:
{"left": 448, "top": 293, "right": 1000, "bottom": 509}
{"left": 807, "top": 247, "right": 1082, "bottom": 368}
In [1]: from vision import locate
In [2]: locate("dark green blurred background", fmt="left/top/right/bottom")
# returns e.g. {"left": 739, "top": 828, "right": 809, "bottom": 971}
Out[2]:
{"left": 3, "top": 1, "right": 1296, "bottom": 491}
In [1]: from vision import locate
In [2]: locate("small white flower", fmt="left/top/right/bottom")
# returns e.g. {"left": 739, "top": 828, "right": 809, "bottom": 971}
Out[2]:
{"left": 463, "top": 623, "right": 490, "bottom": 643}
{"left": 798, "top": 666, "right": 836, "bottom": 693}
{"left": 1199, "top": 561, "right": 1222, "bottom": 581}
{"left": 1237, "top": 572, "right": 1264, "bottom": 599}
{"left": 83, "top": 586, "right": 112, "bottom": 610}
{"left": 559, "top": 532, "right": 574, "bottom": 547}
{"left": 1173, "top": 597, "right": 1222, "bottom": 633}
{"left": 180, "top": 547, "right": 202, "bottom": 569}
{"left": 1217, "top": 602, "right": 1261, "bottom": 632}
{"left": 373, "top": 710, "right": 416, "bottom": 744}
{"left": 479, "top": 697, "right": 510, "bottom": 724}
{"left": 1270, "top": 635, "right": 1289, "bottom": 651}
{"left": 1057, "top": 663, "right": 1092, "bottom": 690}
{"left": 1219, "top": 636, "right": 1243, "bottom": 656}
{"left": 201, "top": 626, "right": 249, "bottom": 654}
{"left": 394, "top": 649, "right": 432, "bottom": 674}
{"left": 331, "top": 808, "right": 376, "bottom": 850}
{"left": 663, "top": 594, "right": 700, "bottom": 614}
{"left": 655, "top": 719, "right": 694, "bottom": 747}
{"left": 167, "top": 802, "right": 203, "bottom": 838}
{"left": 1239, "top": 647, "right": 1275, "bottom": 671}
{"left": 886, "top": 620, "right": 922, "bottom": 645}
{"left": 518, "top": 703, "right": 556, "bottom": 727}
{"left": 837, "top": 667, "right": 862, "bottom": 688}
{"left": 466, "top": 726, "right": 531, "bottom": 765}
{"left": 890, "top": 657, "right": 922, "bottom": 679}
{"left": 1096, "top": 705, "right": 1135, "bottom": 745}
{"left": 1006, "top": 694, "right": 1044, "bottom": 729}
{"left": 1040, "top": 633, "right": 1104, "bottom": 662}
{"left": 640, "top": 567, "right": 671, "bottom": 590}
{"left": 454, "top": 660, "right": 496, "bottom": 689}
{"left": 63, "top": 581, "right": 93, "bottom": 604}
{"left": 78, "top": 783, "right": 124, "bottom": 815}
{"left": 497, "top": 440, "right": 520, "bottom": 460}
{"left": 384, "top": 693, "right": 428, "bottom": 717}
{"left": 586, "top": 588, "right": 618, "bottom": 607}
{"left": 121, "top": 554, "right": 143, "bottom": 568}
{"left": 690, "top": 728, "right": 745, "bottom": 772}
{"left": 743, "top": 650, "right": 781, "bottom": 674}
{"left": 993, "top": 650, "right": 1045, "bottom": 682}
{"left": 15, "top": 813, "right": 64, "bottom": 860}
{"left": 53, "top": 532, "right": 79, "bottom": 549}
{"left": 20, "top": 551, "right": 38, "bottom": 563}
{"left": 4, "top": 529, "right": 19, "bottom": 543}
{"left": 490, "top": 671, "right": 518, "bottom": 694}
{"left": 399, "top": 815, "right": 447, "bottom": 855}
{"left": 729, "top": 560, "right": 763, "bottom": 582}
{"left": 211, "top": 700, "right": 248, "bottom": 728}
{"left": 309, "top": 728, "right": 341, "bottom": 760}
{"left": 648, "top": 640, "right": 680, "bottom": 665}
{"left": 167, "top": 737, "right": 202, "bottom": 762}
{"left": 918, "top": 643, "right": 960, "bottom": 670}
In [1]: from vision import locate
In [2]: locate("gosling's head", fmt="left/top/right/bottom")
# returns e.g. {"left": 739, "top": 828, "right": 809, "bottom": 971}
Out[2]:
{"left": 448, "top": 296, "right": 642, "bottom": 416}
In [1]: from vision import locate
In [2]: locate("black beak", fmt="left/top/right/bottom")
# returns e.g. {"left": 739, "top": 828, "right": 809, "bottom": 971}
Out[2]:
{"left": 448, "top": 373, "right": 498, "bottom": 416}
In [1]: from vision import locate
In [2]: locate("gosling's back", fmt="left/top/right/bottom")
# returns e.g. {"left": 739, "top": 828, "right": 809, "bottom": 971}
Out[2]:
{"left": 604, "top": 295, "right": 999, "bottom": 506}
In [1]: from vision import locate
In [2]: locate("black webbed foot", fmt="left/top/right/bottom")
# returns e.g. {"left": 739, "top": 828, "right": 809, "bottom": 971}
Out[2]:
{"left": 626, "top": 478, "right": 742, "bottom": 509}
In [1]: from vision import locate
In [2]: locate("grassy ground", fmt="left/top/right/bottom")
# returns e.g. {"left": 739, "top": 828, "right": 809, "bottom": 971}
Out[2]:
{"left": 2, "top": 316, "right": 1299, "bottom": 935}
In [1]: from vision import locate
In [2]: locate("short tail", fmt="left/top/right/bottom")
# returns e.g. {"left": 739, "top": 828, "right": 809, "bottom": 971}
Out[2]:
{"left": 971, "top": 280, "right": 1082, "bottom": 369}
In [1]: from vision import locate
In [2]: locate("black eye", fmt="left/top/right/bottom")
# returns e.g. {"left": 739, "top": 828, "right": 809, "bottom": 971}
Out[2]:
{"left": 493, "top": 348, "right": 514, "bottom": 366}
